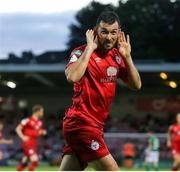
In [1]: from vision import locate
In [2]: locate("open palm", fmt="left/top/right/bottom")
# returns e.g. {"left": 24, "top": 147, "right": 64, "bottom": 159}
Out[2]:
{"left": 117, "top": 32, "right": 131, "bottom": 59}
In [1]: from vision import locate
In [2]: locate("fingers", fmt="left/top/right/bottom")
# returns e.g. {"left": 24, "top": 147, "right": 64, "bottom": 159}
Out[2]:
{"left": 117, "top": 32, "right": 121, "bottom": 42}
{"left": 86, "top": 29, "right": 95, "bottom": 37}
{"left": 122, "top": 32, "right": 126, "bottom": 42}
{"left": 118, "top": 32, "right": 125, "bottom": 42}
{"left": 86, "top": 29, "right": 98, "bottom": 45}
{"left": 118, "top": 31, "right": 130, "bottom": 43}
{"left": 127, "top": 34, "right": 130, "bottom": 44}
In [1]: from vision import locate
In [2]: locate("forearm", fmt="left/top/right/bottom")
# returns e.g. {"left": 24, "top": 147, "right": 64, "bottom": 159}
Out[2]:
{"left": 66, "top": 46, "right": 94, "bottom": 83}
{"left": 0, "top": 139, "right": 6, "bottom": 144}
{"left": 16, "top": 126, "right": 25, "bottom": 140}
{"left": 167, "top": 132, "right": 171, "bottom": 142}
{"left": 124, "top": 57, "right": 141, "bottom": 90}
{"left": 0, "top": 139, "right": 12, "bottom": 144}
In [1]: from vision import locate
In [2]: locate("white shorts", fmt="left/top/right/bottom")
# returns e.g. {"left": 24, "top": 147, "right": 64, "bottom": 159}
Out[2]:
{"left": 145, "top": 151, "right": 159, "bottom": 163}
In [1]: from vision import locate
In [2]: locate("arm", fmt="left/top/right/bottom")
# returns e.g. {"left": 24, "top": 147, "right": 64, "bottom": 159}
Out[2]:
{"left": 65, "top": 29, "right": 97, "bottom": 83}
{"left": 117, "top": 32, "right": 141, "bottom": 90}
{"left": 39, "top": 129, "right": 47, "bottom": 136}
{"left": 15, "top": 124, "right": 29, "bottom": 142}
{"left": 167, "top": 126, "right": 172, "bottom": 148}
{"left": 0, "top": 138, "right": 13, "bottom": 145}
{"left": 123, "top": 57, "right": 141, "bottom": 90}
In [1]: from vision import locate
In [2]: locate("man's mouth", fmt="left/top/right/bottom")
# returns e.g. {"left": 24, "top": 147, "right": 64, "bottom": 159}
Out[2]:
{"left": 105, "top": 42, "right": 112, "bottom": 46}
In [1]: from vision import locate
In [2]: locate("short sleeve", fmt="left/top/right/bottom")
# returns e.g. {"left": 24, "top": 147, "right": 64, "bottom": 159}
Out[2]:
{"left": 20, "top": 118, "right": 29, "bottom": 128}
{"left": 66, "top": 47, "right": 84, "bottom": 69}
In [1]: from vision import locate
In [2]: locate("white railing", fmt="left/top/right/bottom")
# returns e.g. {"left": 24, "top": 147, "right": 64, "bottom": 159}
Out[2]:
{"left": 105, "top": 132, "right": 167, "bottom": 139}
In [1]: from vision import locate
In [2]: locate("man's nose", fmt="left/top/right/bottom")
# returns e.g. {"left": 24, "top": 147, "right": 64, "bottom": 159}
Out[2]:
{"left": 106, "top": 33, "right": 112, "bottom": 40}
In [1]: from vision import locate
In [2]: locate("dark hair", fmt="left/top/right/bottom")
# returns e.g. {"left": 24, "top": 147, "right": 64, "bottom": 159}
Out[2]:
{"left": 32, "top": 104, "right": 43, "bottom": 113}
{"left": 96, "top": 11, "right": 120, "bottom": 27}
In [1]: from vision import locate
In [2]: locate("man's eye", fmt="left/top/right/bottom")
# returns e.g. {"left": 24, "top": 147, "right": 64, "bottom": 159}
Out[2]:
{"left": 111, "top": 32, "right": 117, "bottom": 35}
{"left": 101, "top": 31, "right": 107, "bottom": 34}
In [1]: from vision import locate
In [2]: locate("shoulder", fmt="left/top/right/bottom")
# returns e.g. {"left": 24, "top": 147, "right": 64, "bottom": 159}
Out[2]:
{"left": 68, "top": 45, "right": 86, "bottom": 64}
{"left": 71, "top": 45, "right": 86, "bottom": 56}
{"left": 111, "top": 48, "right": 124, "bottom": 66}
{"left": 21, "top": 118, "right": 29, "bottom": 125}
{"left": 169, "top": 124, "right": 176, "bottom": 131}
{"left": 148, "top": 137, "right": 152, "bottom": 141}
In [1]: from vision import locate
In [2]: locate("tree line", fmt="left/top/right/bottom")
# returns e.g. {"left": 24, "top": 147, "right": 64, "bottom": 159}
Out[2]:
{"left": 67, "top": 0, "right": 180, "bottom": 61}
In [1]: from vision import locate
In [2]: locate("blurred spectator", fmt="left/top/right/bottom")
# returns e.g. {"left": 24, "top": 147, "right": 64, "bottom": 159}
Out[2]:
{"left": 0, "top": 121, "right": 13, "bottom": 166}
{"left": 122, "top": 140, "right": 135, "bottom": 169}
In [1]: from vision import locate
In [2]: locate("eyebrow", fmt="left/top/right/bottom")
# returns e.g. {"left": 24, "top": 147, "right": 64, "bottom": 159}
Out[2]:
{"left": 101, "top": 28, "right": 118, "bottom": 31}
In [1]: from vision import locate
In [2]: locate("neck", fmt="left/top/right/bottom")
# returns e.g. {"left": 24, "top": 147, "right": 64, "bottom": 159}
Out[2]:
{"left": 96, "top": 46, "right": 110, "bottom": 56}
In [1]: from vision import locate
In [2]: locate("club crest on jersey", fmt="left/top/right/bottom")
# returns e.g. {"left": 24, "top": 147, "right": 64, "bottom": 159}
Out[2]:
{"left": 69, "top": 50, "right": 83, "bottom": 63}
{"left": 115, "top": 55, "right": 121, "bottom": 64}
{"left": 107, "top": 66, "right": 117, "bottom": 76}
{"left": 91, "top": 140, "right": 100, "bottom": 151}
{"left": 73, "top": 50, "right": 83, "bottom": 56}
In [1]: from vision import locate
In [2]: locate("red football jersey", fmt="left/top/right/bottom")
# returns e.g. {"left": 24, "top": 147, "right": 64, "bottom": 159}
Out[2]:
{"left": 20, "top": 116, "right": 44, "bottom": 142}
{"left": 169, "top": 123, "right": 180, "bottom": 142}
{"left": 65, "top": 45, "right": 128, "bottom": 128}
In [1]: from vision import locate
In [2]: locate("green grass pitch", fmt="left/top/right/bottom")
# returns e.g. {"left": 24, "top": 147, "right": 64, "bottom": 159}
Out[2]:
{"left": 0, "top": 166, "right": 171, "bottom": 171}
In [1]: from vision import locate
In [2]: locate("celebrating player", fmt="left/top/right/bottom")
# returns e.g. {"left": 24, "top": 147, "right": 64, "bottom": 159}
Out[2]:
{"left": 60, "top": 11, "right": 141, "bottom": 171}
{"left": 167, "top": 112, "right": 180, "bottom": 171}
{"left": 16, "top": 105, "right": 46, "bottom": 171}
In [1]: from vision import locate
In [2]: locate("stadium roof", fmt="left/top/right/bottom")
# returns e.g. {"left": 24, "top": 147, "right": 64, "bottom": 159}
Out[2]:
{"left": 0, "top": 62, "right": 180, "bottom": 72}
{"left": 0, "top": 62, "right": 179, "bottom": 93}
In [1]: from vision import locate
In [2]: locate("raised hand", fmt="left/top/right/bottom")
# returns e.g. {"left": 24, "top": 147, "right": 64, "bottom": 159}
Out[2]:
{"left": 6, "top": 139, "right": 13, "bottom": 144}
{"left": 117, "top": 31, "right": 131, "bottom": 59}
{"left": 0, "top": 138, "right": 13, "bottom": 144}
{"left": 86, "top": 29, "right": 98, "bottom": 51}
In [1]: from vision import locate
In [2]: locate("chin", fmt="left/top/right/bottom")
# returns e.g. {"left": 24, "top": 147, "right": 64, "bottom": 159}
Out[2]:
{"left": 104, "top": 43, "right": 116, "bottom": 51}
{"left": 104, "top": 46, "right": 113, "bottom": 51}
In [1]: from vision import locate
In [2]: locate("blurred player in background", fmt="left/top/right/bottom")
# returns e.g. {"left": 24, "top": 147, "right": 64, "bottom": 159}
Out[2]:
{"left": 16, "top": 104, "right": 47, "bottom": 171}
{"left": 167, "top": 112, "right": 180, "bottom": 171}
{"left": 144, "top": 129, "right": 159, "bottom": 171}
{"left": 122, "top": 140, "right": 135, "bottom": 169}
{"left": 0, "top": 121, "right": 13, "bottom": 165}
{"left": 60, "top": 11, "right": 141, "bottom": 171}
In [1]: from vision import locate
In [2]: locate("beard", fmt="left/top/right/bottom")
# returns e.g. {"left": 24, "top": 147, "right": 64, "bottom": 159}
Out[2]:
{"left": 100, "top": 39, "right": 117, "bottom": 51}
